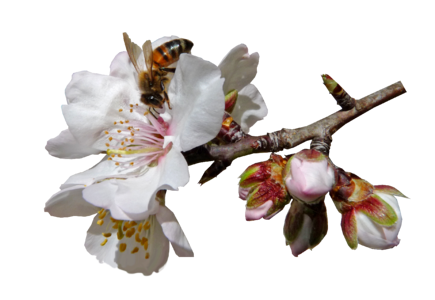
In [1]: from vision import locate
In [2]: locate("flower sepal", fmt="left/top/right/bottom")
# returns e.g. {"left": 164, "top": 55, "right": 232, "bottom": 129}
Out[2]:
{"left": 283, "top": 198, "right": 328, "bottom": 257}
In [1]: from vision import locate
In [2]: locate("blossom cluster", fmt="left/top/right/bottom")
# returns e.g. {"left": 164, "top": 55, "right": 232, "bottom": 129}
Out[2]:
{"left": 238, "top": 149, "right": 406, "bottom": 257}
{"left": 45, "top": 35, "right": 267, "bottom": 275}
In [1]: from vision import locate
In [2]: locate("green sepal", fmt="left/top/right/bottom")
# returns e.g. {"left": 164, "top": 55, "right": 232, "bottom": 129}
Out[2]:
{"left": 283, "top": 200, "right": 305, "bottom": 243}
{"left": 307, "top": 201, "right": 328, "bottom": 249}
{"left": 357, "top": 195, "right": 398, "bottom": 227}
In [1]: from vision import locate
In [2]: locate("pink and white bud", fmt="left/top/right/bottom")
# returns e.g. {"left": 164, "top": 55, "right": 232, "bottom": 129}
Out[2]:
{"left": 355, "top": 192, "right": 402, "bottom": 249}
{"left": 239, "top": 154, "right": 291, "bottom": 221}
{"left": 283, "top": 199, "right": 328, "bottom": 257}
{"left": 284, "top": 149, "right": 335, "bottom": 204}
{"left": 331, "top": 169, "right": 406, "bottom": 250}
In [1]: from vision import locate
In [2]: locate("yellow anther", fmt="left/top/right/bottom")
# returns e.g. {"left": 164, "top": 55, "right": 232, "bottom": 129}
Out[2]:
{"left": 144, "top": 240, "right": 149, "bottom": 251}
{"left": 130, "top": 132, "right": 134, "bottom": 136}
{"left": 108, "top": 157, "right": 112, "bottom": 160}
{"left": 114, "top": 121, "right": 117, "bottom": 125}
{"left": 130, "top": 104, "right": 133, "bottom": 108}
{"left": 109, "top": 137, "right": 113, "bottom": 141}
{"left": 120, "top": 121, "right": 124, "bottom": 124}
{"left": 101, "top": 239, "right": 108, "bottom": 246}
{"left": 99, "top": 210, "right": 107, "bottom": 219}
{"left": 119, "top": 243, "right": 127, "bottom": 252}
{"left": 102, "top": 233, "right": 112, "bottom": 238}
{"left": 130, "top": 109, "right": 133, "bottom": 113}
{"left": 144, "top": 221, "right": 150, "bottom": 230}
{"left": 125, "top": 221, "right": 137, "bottom": 228}
{"left": 145, "top": 252, "right": 150, "bottom": 259}
{"left": 141, "top": 237, "right": 148, "bottom": 246}
{"left": 111, "top": 154, "right": 115, "bottom": 158}
{"left": 105, "top": 143, "right": 110, "bottom": 147}
{"left": 115, "top": 162, "right": 120, "bottom": 166}
{"left": 126, "top": 227, "right": 136, "bottom": 238}
{"left": 138, "top": 223, "right": 143, "bottom": 232}
{"left": 98, "top": 208, "right": 104, "bottom": 214}
{"left": 110, "top": 217, "right": 116, "bottom": 222}
{"left": 136, "top": 104, "right": 138, "bottom": 106}
{"left": 130, "top": 139, "right": 134, "bottom": 143}
{"left": 112, "top": 223, "right": 118, "bottom": 229}
{"left": 135, "top": 233, "right": 141, "bottom": 243}
{"left": 119, "top": 109, "right": 123, "bottom": 112}
{"left": 118, "top": 154, "right": 122, "bottom": 157}
{"left": 144, "top": 111, "right": 149, "bottom": 116}
{"left": 105, "top": 131, "right": 109, "bottom": 134}
{"left": 125, "top": 138, "right": 128, "bottom": 141}
{"left": 121, "top": 142, "right": 124, "bottom": 145}
{"left": 125, "top": 120, "right": 129, "bottom": 123}
{"left": 117, "top": 130, "right": 121, "bottom": 133}
{"left": 131, "top": 247, "right": 139, "bottom": 254}
{"left": 97, "top": 220, "right": 104, "bottom": 226}
{"left": 130, "top": 162, "right": 134, "bottom": 166}
{"left": 136, "top": 129, "right": 140, "bottom": 131}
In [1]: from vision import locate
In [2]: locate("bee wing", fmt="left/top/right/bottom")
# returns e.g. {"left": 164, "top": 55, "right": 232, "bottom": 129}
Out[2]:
{"left": 123, "top": 32, "right": 143, "bottom": 74}
{"left": 142, "top": 40, "right": 154, "bottom": 78}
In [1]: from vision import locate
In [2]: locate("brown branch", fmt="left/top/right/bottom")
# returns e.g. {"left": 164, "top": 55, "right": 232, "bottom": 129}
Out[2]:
{"left": 183, "top": 81, "right": 406, "bottom": 170}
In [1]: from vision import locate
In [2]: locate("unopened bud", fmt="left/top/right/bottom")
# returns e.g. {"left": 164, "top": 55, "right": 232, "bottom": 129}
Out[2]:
{"left": 225, "top": 89, "right": 238, "bottom": 113}
{"left": 283, "top": 199, "right": 328, "bottom": 257}
{"left": 284, "top": 149, "right": 335, "bottom": 204}
{"left": 330, "top": 168, "right": 407, "bottom": 250}
{"left": 239, "top": 154, "right": 291, "bottom": 220}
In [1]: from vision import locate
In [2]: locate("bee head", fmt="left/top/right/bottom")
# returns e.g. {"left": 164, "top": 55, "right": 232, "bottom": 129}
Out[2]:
{"left": 141, "top": 93, "right": 163, "bottom": 109}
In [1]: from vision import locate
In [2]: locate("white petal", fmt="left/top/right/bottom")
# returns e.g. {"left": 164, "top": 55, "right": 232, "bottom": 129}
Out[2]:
{"left": 82, "top": 177, "right": 159, "bottom": 221}
{"left": 62, "top": 71, "right": 141, "bottom": 151}
{"left": 117, "top": 216, "right": 170, "bottom": 275}
{"left": 375, "top": 193, "right": 402, "bottom": 244}
{"left": 46, "top": 129, "right": 101, "bottom": 159}
{"left": 109, "top": 51, "right": 139, "bottom": 89}
{"left": 82, "top": 148, "right": 189, "bottom": 220}
{"left": 166, "top": 54, "right": 225, "bottom": 151}
{"left": 155, "top": 147, "right": 190, "bottom": 192}
{"left": 156, "top": 206, "right": 194, "bottom": 257}
{"left": 45, "top": 185, "right": 98, "bottom": 217}
{"left": 356, "top": 212, "right": 399, "bottom": 249}
{"left": 218, "top": 44, "right": 259, "bottom": 94}
{"left": 85, "top": 213, "right": 170, "bottom": 275}
{"left": 61, "top": 158, "right": 129, "bottom": 189}
{"left": 231, "top": 84, "right": 268, "bottom": 133}
{"left": 245, "top": 200, "right": 273, "bottom": 221}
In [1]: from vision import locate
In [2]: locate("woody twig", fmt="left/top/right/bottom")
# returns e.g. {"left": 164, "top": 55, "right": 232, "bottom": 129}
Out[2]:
{"left": 183, "top": 77, "right": 406, "bottom": 183}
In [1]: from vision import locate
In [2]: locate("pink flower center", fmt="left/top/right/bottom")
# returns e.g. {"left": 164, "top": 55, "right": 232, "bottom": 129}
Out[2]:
{"left": 104, "top": 114, "right": 170, "bottom": 169}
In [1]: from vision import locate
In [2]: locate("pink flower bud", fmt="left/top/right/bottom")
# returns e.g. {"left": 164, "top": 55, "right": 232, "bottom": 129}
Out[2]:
{"left": 330, "top": 169, "right": 406, "bottom": 250}
{"left": 239, "top": 154, "right": 291, "bottom": 220}
{"left": 284, "top": 149, "right": 335, "bottom": 204}
{"left": 283, "top": 199, "right": 328, "bottom": 257}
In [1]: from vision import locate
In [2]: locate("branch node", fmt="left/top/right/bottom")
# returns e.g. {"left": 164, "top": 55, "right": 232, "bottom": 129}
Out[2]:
{"left": 310, "top": 136, "right": 332, "bottom": 156}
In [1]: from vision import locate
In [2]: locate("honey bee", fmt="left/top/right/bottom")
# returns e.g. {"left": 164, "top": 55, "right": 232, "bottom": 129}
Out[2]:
{"left": 123, "top": 32, "right": 194, "bottom": 110}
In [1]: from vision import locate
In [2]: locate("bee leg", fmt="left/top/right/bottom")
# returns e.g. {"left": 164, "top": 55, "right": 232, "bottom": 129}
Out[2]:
{"left": 160, "top": 80, "right": 166, "bottom": 92}
{"left": 148, "top": 107, "right": 159, "bottom": 119}
{"left": 164, "top": 91, "right": 172, "bottom": 109}
{"left": 159, "top": 67, "right": 176, "bottom": 73}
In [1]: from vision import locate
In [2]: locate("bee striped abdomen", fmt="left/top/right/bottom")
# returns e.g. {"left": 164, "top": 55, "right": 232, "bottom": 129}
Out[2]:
{"left": 153, "top": 39, "right": 194, "bottom": 68}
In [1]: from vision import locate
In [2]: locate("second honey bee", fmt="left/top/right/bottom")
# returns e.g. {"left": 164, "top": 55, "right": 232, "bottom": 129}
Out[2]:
{"left": 123, "top": 33, "right": 194, "bottom": 110}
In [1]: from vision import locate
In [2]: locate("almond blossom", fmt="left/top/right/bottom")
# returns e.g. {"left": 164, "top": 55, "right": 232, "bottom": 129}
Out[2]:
{"left": 47, "top": 52, "right": 224, "bottom": 220}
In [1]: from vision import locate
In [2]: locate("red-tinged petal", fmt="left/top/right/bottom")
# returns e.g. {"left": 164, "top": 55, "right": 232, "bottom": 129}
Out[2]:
{"left": 341, "top": 209, "right": 358, "bottom": 249}
{"left": 356, "top": 195, "right": 398, "bottom": 227}
{"left": 374, "top": 185, "right": 408, "bottom": 198}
